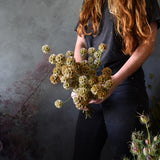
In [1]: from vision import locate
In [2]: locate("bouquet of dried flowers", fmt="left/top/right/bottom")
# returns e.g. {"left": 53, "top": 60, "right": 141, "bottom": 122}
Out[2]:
{"left": 42, "top": 43, "right": 113, "bottom": 118}
{"left": 124, "top": 113, "right": 160, "bottom": 160}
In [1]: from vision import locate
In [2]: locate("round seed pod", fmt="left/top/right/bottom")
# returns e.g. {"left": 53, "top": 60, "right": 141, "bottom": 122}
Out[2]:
{"left": 53, "top": 67, "right": 62, "bottom": 76}
{"left": 89, "top": 63, "right": 97, "bottom": 70}
{"left": 79, "top": 87, "right": 89, "bottom": 97}
{"left": 80, "top": 48, "right": 88, "bottom": 58}
{"left": 66, "top": 50, "right": 74, "bottom": 57}
{"left": 81, "top": 66, "right": 90, "bottom": 76}
{"left": 102, "top": 67, "right": 112, "bottom": 76}
{"left": 153, "top": 136, "right": 158, "bottom": 142}
{"left": 50, "top": 74, "right": 60, "bottom": 84}
{"left": 83, "top": 95, "right": 90, "bottom": 102}
{"left": 75, "top": 103, "right": 84, "bottom": 110}
{"left": 104, "top": 80, "right": 113, "bottom": 90}
{"left": 56, "top": 63, "right": 63, "bottom": 68}
{"left": 91, "top": 84, "right": 102, "bottom": 95}
{"left": 98, "top": 75, "right": 110, "bottom": 84}
{"left": 94, "top": 59, "right": 102, "bottom": 68}
{"left": 70, "top": 79, "right": 79, "bottom": 89}
{"left": 89, "top": 76, "right": 98, "bottom": 86}
{"left": 88, "top": 47, "right": 96, "bottom": 56}
{"left": 140, "top": 115, "right": 150, "bottom": 124}
{"left": 65, "top": 67, "right": 75, "bottom": 78}
{"left": 98, "top": 43, "right": 107, "bottom": 52}
{"left": 63, "top": 82, "right": 71, "bottom": 90}
{"left": 60, "top": 75, "right": 68, "bottom": 83}
{"left": 55, "top": 99, "right": 63, "bottom": 108}
{"left": 61, "top": 65, "right": 68, "bottom": 75}
{"left": 66, "top": 56, "right": 76, "bottom": 66}
{"left": 131, "top": 141, "right": 140, "bottom": 155}
{"left": 74, "top": 62, "right": 81, "bottom": 74}
{"left": 97, "top": 90, "right": 107, "bottom": 99}
{"left": 81, "top": 60, "right": 89, "bottom": 67}
{"left": 56, "top": 53, "right": 66, "bottom": 64}
{"left": 79, "top": 75, "right": 88, "bottom": 85}
{"left": 49, "top": 54, "right": 56, "bottom": 64}
{"left": 143, "top": 147, "right": 149, "bottom": 156}
{"left": 94, "top": 50, "right": 102, "bottom": 59}
{"left": 73, "top": 95, "right": 85, "bottom": 106}
{"left": 42, "top": 44, "right": 50, "bottom": 54}
{"left": 89, "top": 69, "right": 97, "bottom": 76}
{"left": 88, "top": 56, "right": 95, "bottom": 64}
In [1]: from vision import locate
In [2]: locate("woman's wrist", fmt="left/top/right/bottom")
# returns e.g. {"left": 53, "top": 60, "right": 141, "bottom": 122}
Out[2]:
{"left": 111, "top": 74, "right": 120, "bottom": 89}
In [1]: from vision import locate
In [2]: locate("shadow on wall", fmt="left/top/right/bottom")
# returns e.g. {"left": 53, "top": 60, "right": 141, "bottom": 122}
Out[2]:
{"left": 0, "top": 55, "right": 51, "bottom": 160}
{"left": 0, "top": 0, "right": 80, "bottom": 158}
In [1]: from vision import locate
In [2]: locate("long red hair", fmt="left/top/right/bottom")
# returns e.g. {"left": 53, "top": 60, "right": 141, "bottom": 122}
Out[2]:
{"left": 77, "top": 0, "right": 151, "bottom": 55}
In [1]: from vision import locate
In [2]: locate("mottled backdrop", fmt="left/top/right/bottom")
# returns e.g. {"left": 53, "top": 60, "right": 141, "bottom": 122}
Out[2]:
{"left": 0, "top": 0, "right": 160, "bottom": 160}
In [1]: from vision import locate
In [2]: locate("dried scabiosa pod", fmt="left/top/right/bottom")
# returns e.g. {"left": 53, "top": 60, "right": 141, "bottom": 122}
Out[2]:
{"left": 42, "top": 43, "right": 113, "bottom": 118}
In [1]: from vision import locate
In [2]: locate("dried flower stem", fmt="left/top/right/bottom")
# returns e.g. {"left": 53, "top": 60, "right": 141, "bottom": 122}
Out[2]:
{"left": 17, "top": 66, "right": 52, "bottom": 114}
{"left": 146, "top": 123, "right": 155, "bottom": 157}
{"left": 63, "top": 96, "right": 72, "bottom": 104}
{"left": 146, "top": 123, "right": 151, "bottom": 147}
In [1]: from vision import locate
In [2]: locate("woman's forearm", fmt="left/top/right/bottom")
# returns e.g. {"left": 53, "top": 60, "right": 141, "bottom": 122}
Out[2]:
{"left": 74, "top": 35, "right": 87, "bottom": 62}
{"left": 112, "top": 22, "right": 158, "bottom": 88}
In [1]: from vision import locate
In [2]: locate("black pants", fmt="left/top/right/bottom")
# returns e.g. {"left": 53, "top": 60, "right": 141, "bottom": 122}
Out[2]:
{"left": 73, "top": 76, "right": 149, "bottom": 160}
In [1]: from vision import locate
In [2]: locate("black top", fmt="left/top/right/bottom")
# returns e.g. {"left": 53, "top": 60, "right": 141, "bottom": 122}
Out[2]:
{"left": 75, "top": 0, "right": 160, "bottom": 77}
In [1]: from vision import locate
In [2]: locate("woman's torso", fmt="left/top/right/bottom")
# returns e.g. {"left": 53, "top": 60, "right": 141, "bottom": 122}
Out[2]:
{"left": 84, "top": 1, "right": 146, "bottom": 89}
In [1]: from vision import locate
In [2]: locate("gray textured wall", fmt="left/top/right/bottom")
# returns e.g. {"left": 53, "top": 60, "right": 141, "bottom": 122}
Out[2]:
{"left": 0, "top": 0, "right": 160, "bottom": 160}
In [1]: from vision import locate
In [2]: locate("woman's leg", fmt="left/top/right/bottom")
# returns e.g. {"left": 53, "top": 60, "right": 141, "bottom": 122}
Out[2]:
{"left": 102, "top": 79, "right": 149, "bottom": 160}
{"left": 73, "top": 104, "right": 107, "bottom": 160}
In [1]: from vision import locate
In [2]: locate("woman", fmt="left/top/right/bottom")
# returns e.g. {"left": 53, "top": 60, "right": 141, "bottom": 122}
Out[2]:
{"left": 73, "top": 0, "right": 160, "bottom": 159}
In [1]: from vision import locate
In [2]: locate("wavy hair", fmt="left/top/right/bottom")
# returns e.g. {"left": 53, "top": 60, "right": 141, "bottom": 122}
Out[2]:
{"left": 77, "top": 0, "right": 151, "bottom": 55}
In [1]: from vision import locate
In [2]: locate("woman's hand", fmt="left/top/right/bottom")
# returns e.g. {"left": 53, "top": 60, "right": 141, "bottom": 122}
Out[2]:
{"left": 71, "top": 91, "right": 89, "bottom": 111}
{"left": 89, "top": 75, "right": 118, "bottom": 104}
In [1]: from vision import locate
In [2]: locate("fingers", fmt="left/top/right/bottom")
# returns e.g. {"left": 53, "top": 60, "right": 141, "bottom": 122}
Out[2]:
{"left": 83, "top": 106, "right": 89, "bottom": 111}
{"left": 71, "top": 92, "right": 76, "bottom": 98}
{"left": 89, "top": 99, "right": 103, "bottom": 104}
{"left": 89, "top": 94, "right": 110, "bottom": 104}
